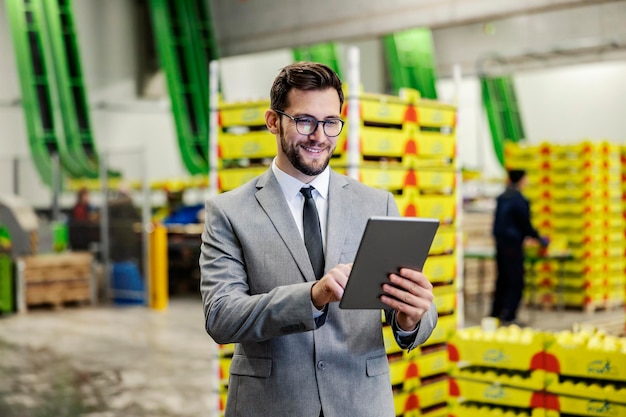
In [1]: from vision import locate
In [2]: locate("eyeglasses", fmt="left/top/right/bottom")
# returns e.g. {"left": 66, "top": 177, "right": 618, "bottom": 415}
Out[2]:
{"left": 274, "top": 109, "right": 344, "bottom": 137}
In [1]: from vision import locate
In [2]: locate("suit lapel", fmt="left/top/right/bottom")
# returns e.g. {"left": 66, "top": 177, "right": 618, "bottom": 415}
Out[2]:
{"left": 255, "top": 171, "right": 317, "bottom": 282}
{"left": 325, "top": 172, "right": 351, "bottom": 270}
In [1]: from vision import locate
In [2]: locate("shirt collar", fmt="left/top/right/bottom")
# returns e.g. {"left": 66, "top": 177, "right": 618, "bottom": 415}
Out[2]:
{"left": 271, "top": 158, "right": 330, "bottom": 201}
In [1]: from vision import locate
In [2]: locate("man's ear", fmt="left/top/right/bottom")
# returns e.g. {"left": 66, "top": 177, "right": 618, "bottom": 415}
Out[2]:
{"left": 265, "top": 109, "right": 280, "bottom": 134}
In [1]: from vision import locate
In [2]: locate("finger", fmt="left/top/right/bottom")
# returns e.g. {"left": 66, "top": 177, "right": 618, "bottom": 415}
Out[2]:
{"left": 388, "top": 273, "right": 422, "bottom": 295}
{"left": 381, "top": 283, "right": 415, "bottom": 306}
{"left": 398, "top": 268, "right": 433, "bottom": 289}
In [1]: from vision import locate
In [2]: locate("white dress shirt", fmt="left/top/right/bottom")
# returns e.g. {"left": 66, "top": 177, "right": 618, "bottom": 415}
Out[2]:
{"left": 271, "top": 159, "right": 329, "bottom": 250}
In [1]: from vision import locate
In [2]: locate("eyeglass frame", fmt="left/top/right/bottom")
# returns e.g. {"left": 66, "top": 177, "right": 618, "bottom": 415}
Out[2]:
{"left": 273, "top": 109, "right": 345, "bottom": 137}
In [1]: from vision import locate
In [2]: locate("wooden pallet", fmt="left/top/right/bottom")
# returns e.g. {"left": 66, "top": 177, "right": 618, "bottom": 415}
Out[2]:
{"left": 578, "top": 316, "right": 626, "bottom": 337}
{"left": 526, "top": 299, "right": 624, "bottom": 315}
{"left": 17, "top": 252, "right": 93, "bottom": 312}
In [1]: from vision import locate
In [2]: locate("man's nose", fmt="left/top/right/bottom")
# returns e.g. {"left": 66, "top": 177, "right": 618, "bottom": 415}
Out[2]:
{"left": 308, "top": 122, "right": 326, "bottom": 140}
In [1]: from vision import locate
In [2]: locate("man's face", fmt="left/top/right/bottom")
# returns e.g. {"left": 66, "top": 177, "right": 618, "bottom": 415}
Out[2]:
{"left": 269, "top": 88, "right": 341, "bottom": 183}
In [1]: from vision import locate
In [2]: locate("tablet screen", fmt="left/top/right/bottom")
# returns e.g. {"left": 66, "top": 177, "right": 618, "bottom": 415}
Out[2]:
{"left": 339, "top": 216, "right": 440, "bottom": 309}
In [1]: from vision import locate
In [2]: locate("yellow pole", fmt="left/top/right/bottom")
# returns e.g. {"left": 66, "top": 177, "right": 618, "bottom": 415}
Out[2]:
{"left": 149, "top": 223, "right": 168, "bottom": 310}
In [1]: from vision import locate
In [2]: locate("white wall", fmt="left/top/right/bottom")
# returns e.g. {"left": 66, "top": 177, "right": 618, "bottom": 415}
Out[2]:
{"left": 516, "top": 61, "right": 626, "bottom": 143}
{"left": 220, "top": 50, "right": 293, "bottom": 102}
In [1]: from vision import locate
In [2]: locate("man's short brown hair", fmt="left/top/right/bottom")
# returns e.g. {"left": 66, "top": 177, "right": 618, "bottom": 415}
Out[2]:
{"left": 270, "top": 61, "right": 344, "bottom": 112}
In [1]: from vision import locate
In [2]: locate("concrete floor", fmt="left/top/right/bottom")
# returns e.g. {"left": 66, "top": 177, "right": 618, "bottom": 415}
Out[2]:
{"left": 0, "top": 295, "right": 623, "bottom": 417}
{"left": 0, "top": 296, "right": 220, "bottom": 417}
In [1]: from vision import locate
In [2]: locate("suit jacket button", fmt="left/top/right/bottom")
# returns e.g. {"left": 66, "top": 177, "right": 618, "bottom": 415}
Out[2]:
{"left": 317, "top": 361, "right": 326, "bottom": 370}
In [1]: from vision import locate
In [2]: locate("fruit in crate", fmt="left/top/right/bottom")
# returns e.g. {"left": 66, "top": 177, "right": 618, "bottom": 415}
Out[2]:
{"left": 456, "top": 325, "right": 539, "bottom": 344}
{"left": 555, "top": 329, "right": 626, "bottom": 353}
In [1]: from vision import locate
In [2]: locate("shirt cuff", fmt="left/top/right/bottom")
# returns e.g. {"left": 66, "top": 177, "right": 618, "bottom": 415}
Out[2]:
{"left": 312, "top": 302, "right": 324, "bottom": 319}
{"left": 394, "top": 314, "right": 420, "bottom": 337}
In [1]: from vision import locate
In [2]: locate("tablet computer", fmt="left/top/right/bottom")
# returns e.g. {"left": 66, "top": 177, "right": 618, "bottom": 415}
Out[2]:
{"left": 339, "top": 216, "right": 440, "bottom": 310}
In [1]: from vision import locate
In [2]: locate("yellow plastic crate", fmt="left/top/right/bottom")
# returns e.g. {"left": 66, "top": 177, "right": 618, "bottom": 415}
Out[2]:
{"left": 546, "top": 337, "right": 626, "bottom": 382}
{"left": 219, "top": 388, "right": 228, "bottom": 413}
{"left": 389, "top": 352, "right": 448, "bottom": 391}
{"left": 505, "top": 142, "right": 540, "bottom": 159}
{"left": 218, "top": 166, "right": 268, "bottom": 192}
{"left": 423, "top": 313, "right": 457, "bottom": 346}
{"left": 452, "top": 368, "right": 546, "bottom": 391}
{"left": 606, "top": 215, "right": 625, "bottom": 229}
{"left": 605, "top": 287, "right": 625, "bottom": 304}
{"left": 219, "top": 100, "right": 269, "bottom": 127}
{"left": 568, "top": 245, "right": 606, "bottom": 259}
{"left": 218, "top": 343, "right": 235, "bottom": 357}
{"left": 604, "top": 242, "right": 626, "bottom": 257}
{"left": 450, "top": 378, "right": 544, "bottom": 409}
{"left": 383, "top": 324, "right": 403, "bottom": 355}
{"left": 554, "top": 258, "right": 607, "bottom": 277}
{"left": 393, "top": 377, "right": 449, "bottom": 414}
{"left": 415, "top": 102, "right": 456, "bottom": 128}
{"left": 524, "top": 186, "right": 553, "bottom": 201}
{"left": 416, "top": 170, "right": 456, "bottom": 192}
{"left": 433, "top": 283, "right": 456, "bottom": 309}
{"left": 359, "top": 92, "right": 411, "bottom": 125}
{"left": 414, "top": 194, "right": 456, "bottom": 225}
{"left": 562, "top": 288, "right": 605, "bottom": 307}
{"left": 606, "top": 272, "right": 626, "bottom": 286}
{"left": 449, "top": 400, "right": 550, "bottom": 417}
{"left": 357, "top": 167, "right": 455, "bottom": 194}
{"left": 393, "top": 189, "right": 419, "bottom": 217}
{"left": 567, "top": 232, "right": 607, "bottom": 246}
{"left": 607, "top": 258, "right": 625, "bottom": 273}
{"left": 505, "top": 157, "right": 550, "bottom": 171}
{"left": 423, "top": 254, "right": 456, "bottom": 284}
{"left": 218, "top": 131, "right": 275, "bottom": 160}
{"left": 358, "top": 166, "right": 416, "bottom": 191}
{"left": 448, "top": 326, "right": 548, "bottom": 371}
{"left": 409, "top": 403, "right": 449, "bottom": 417}
{"left": 415, "top": 347, "right": 450, "bottom": 379}
{"left": 219, "top": 357, "right": 231, "bottom": 384}
{"left": 549, "top": 394, "right": 626, "bottom": 416}
{"left": 415, "top": 132, "right": 456, "bottom": 159}
{"left": 430, "top": 227, "right": 456, "bottom": 255}
{"left": 359, "top": 125, "right": 412, "bottom": 157}
{"left": 389, "top": 356, "right": 414, "bottom": 387}
{"left": 550, "top": 170, "right": 621, "bottom": 186}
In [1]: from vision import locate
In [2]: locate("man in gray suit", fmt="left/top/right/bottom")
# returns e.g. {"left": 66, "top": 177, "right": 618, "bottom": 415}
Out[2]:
{"left": 200, "top": 61, "right": 438, "bottom": 417}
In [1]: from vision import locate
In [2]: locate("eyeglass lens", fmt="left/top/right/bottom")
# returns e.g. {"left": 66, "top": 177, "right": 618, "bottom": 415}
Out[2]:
{"left": 296, "top": 118, "right": 343, "bottom": 137}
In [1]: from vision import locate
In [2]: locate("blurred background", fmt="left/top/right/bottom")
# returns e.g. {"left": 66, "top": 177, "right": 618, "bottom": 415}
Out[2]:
{"left": 0, "top": 1, "right": 625, "bottom": 416}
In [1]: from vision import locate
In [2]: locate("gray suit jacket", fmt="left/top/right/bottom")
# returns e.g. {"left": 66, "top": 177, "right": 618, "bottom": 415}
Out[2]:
{"left": 200, "top": 169, "right": 438, "bottom": 417}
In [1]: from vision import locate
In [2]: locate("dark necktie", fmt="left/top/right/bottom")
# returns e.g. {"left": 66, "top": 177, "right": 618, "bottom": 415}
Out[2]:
{"left": 300, "top": 187, "right": 324, "bottom": 279}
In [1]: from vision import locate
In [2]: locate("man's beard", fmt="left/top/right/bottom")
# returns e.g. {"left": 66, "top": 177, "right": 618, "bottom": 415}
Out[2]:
{"left": 279, "top": 124, "right": 333, "bottom": 177}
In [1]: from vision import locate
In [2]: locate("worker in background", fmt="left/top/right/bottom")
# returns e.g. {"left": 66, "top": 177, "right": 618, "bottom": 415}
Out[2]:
{"left": 490, "top": 169, "right": 548, "bottom": 326}
{"left": 68, "top": 187, "right": 99, "bottom": 251}
{"left": 108, "top": 183, "right": 141, "bottom": 263}
{"left": 71, "top": 187, "right": 98, "bottom": 222}
{"left": 199, "top": 61, "right": 437, "bottom": 417}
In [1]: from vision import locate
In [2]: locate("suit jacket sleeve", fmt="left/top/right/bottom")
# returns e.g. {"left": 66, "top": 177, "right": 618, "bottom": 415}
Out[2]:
{"left": 200, "top": 197, "right": 318, "bottom": 345}
{"left": 388, "top": 304, "right": 438, "bottom": 351}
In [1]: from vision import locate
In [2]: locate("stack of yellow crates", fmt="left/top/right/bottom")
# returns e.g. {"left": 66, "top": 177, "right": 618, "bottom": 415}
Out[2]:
{"left": 622, "top": 145, "right": 626, "bottom": 336}
{"left": 448, "top": 325, "right": 551, "bottom": 417}
{"left": 216, "top": 97, "right": 275, "bottom": 192}
{"left": 448, "top": 325, "right": 626, "bottom": 417}
{"left": 216, "top": 343, "right": 233, "bottom": 416}
{"left": 337, "top": 88, "right": 456, "bottom": 417}
{"left": 505, "top": 141, "right": 625, "bottom": 312}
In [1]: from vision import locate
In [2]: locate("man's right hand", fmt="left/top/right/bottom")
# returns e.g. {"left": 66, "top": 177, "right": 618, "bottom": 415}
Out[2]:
{"left": 310, "top": 263, "right": 351, "bottom": 309}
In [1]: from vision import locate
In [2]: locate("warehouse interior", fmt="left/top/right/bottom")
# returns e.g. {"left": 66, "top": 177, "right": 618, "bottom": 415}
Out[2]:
{"left": 1, "top": 1, "right": 626, "bottom": 416}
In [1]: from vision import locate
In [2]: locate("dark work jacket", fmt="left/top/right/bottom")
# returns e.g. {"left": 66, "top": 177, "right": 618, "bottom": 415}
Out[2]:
{"left": 492, "top": 185, "right": 541, "bottom": 247}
